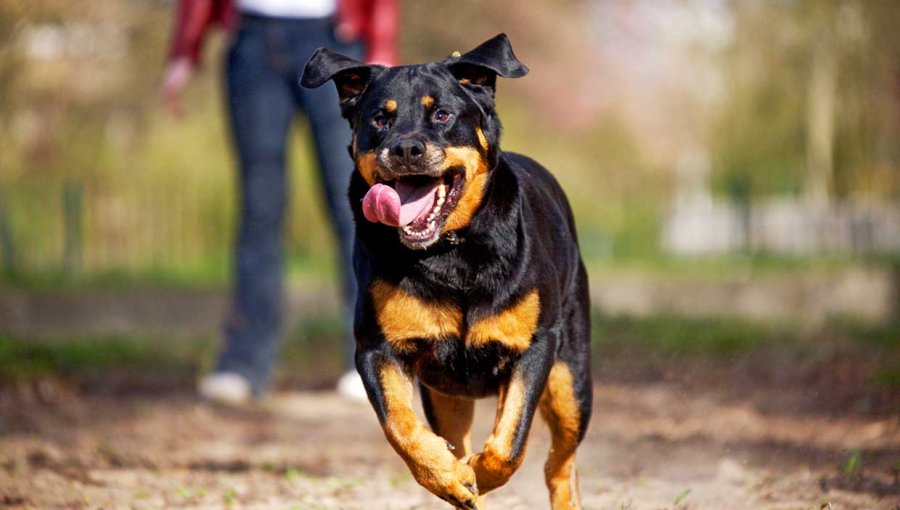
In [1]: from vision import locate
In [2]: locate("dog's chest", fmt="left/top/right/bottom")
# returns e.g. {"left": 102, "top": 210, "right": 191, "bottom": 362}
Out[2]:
{"left": 369, "top": 279, "right": 539, "bottom": 355}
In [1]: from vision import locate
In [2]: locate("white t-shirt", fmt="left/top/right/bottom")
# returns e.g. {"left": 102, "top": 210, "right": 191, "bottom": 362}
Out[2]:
{"left": 236, "top": 0, "right": 337, "bottom": 19}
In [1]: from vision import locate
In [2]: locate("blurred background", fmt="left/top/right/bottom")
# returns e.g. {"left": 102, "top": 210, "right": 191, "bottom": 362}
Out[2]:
{"left": 1, "top": 1, "right": 899, "bottom": 508}
{"left": 1, "top": 0, "right": 898, "bottom": 392}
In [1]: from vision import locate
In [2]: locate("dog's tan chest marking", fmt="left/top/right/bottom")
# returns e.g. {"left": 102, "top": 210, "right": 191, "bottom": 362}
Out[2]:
{"left": 371, "top": 280, "right": 462, "bottom": 353}
{"left": 370, "top": 281, "right": 539, "bottom": 353}
{"left": 467, "top": 291, "right": 540, "bottom": 353}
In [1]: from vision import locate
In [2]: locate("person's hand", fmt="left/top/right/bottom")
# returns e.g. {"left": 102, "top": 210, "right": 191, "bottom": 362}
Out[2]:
{"left": 160, "top": 57, "right": 195, "bottom": 119}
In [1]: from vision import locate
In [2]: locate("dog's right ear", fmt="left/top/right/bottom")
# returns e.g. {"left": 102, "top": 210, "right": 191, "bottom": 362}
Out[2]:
{"left": 301, "top": 48, "right": 386, "bottom": 115}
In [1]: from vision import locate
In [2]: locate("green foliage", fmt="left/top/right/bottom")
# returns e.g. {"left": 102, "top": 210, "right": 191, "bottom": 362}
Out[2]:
{"left": 710, "top": 0, "right": 900, "bottom": 200}
{"left": 593, "top": 313, "right": 777, "bottom": 356}
{"left": 0, "top": 334, "right": 208, "bottom": 381}
{"left": 1, "top": 0, "right": 898, "bottom": 286}
{"left": 673, "top": 488, "right": 691, "bottom": 506}
{"left": 870, "top": 368, "right": 900, "bottom": 389}
{"left": 842, "top": 451, "right": 862, "bottom": 482}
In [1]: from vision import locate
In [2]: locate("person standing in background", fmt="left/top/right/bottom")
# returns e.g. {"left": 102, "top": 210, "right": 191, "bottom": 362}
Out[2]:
{"left": 161, "top": 0, "right": 398, "bottom": 404}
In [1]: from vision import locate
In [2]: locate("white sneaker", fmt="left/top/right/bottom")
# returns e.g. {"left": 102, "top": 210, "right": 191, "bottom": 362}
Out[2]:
{"left": 198, "top": 372, "right": 252, "bottom": 406}
{"left": 336, "top": 370, "right": 368, "bottom": 402}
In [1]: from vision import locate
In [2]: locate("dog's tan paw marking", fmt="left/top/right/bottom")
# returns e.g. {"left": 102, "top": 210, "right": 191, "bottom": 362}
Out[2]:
{"left": 467, "top": 447, "right": 520, "bottom": 494}
{"left": 404, "top": 435, "right": 478, "bottom": 508}
{"left": 414, "top": 453, "right": 478, "bottom": 509}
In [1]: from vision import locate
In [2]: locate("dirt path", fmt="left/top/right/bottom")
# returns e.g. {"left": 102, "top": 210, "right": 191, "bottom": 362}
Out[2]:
{"left": 1, "top": 382, "right": 898, "bottom": 509}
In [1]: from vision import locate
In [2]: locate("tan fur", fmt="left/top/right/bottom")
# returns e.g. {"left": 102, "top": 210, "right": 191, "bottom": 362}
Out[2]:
{"left": 421, "top": 95, "right": 435, "bottom": 108}
{"left": 424, "top": 388, "right": 475, "bottom": 459}
{"left": 469, "top": 375, "right": 528, "bottom": 493}
{"left": 539, "top": 362, "right": 583, "bottom": 509}
{"left": 379, "top": 363, "right": 478, "bottom": 507}
{"left": 355, "top": 152, "right": 379, "bottom": 186}
{"left": 467, "top": 291, "right": 540, "bottom": 353}
{"left": 475, "top": 127, "right": 489, "bottom": 152}
{"left": 384, "top": 99, "right": 397, "bottom": 112}
{"left": 442, "top": 146, "right": 490, "bottom": 231}
{"left": 370, "top": 280, "right": 462, "bottom": 353}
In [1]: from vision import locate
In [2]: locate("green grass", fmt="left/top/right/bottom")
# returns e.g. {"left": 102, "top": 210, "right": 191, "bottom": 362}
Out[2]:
{"left": 587, "top": 253, "right": 896, "bottom": 283}
{"left": 2, "top": 312, "right": 897, "bottom": 393}
{"left": 593, "top": 312, "right": 782, "bottom": 356}
{"left": 0, "top": 334, "right": 210, "bottom": 381}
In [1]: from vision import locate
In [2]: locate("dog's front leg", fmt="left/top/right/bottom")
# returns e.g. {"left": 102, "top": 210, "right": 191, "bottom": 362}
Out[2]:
{"left": 468, "top": 339, "right": 554, "bottom": 494}
{"left": 357, "top": 349, "right": 479, "bottom": 509}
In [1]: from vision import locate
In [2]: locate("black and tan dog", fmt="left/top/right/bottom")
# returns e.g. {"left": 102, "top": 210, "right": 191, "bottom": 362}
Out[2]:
{"left": 301, "top": 34, "right": 591, "bottom": 510}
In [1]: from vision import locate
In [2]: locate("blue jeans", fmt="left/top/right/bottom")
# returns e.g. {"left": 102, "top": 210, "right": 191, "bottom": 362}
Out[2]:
{"left": 217, "top": 15, "right": 362, "bottom": 394}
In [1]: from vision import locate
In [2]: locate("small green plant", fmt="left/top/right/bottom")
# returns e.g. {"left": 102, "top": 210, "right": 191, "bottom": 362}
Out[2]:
{"left": 673, "top": 488, "right": 692, "bottom": 506}
{"left": 843, "top": 451, "right": 862, "bottom": 482}
{"left": 223, "top": 487, "right": 236, "bottom": 507}
{"left": 175, "top": 486, "right": 206, "bottom": 499}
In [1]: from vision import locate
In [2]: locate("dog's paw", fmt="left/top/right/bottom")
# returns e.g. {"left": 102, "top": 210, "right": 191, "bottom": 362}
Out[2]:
{"left": 467, "top": 447, "right": 521, "bottom": 494}
{"left": 408, "top": 439, "right": 479, "bottom": 509}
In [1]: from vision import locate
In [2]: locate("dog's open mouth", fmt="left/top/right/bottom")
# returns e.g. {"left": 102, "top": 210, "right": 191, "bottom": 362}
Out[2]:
{"left": 362, "top": 170, "right": 465, "bottom": 248}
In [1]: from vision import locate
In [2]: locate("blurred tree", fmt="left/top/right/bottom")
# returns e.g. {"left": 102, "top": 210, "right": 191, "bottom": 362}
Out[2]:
{"left": 712, "top": 0, "right": 900, "bottom": 201}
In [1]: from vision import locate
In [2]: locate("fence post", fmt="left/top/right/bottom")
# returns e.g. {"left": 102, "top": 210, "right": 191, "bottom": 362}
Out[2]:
{"left": 0, "top": 191, "right": 16, "bottom": 278}
{"left": 63, "top": 181, "right": 84, "bottom": 277}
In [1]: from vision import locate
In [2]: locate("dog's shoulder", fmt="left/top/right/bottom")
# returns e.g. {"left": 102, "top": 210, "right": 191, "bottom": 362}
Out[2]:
{"left": 497, "top": 152, "right": 577, "bottom": 232}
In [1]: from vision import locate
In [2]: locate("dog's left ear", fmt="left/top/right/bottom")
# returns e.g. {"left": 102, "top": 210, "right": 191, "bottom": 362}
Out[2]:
{"left": 301, "top": 48, "right": 386, "bottom": 115}
{"left": 446, "top": 33, "right": 528, "bottom": 90}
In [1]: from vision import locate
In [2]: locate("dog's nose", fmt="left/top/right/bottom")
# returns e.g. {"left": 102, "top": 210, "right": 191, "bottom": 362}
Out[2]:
{"left": 389, "top": 138, "right": 425, "bottom": 168}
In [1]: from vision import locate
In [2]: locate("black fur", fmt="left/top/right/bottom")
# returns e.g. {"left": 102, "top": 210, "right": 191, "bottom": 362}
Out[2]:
{"left": 302, "top": 33, "right": 592, "bottom": 505}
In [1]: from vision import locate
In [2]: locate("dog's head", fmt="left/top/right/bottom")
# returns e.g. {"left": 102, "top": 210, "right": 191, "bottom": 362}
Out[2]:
{"left": 301, "top": 34, "right": 528, "bottom": 250}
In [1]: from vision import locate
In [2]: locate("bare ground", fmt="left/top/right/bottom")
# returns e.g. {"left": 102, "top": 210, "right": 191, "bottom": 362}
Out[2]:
{"left": 1, "top": 378, "right": 898, "bottom": 510}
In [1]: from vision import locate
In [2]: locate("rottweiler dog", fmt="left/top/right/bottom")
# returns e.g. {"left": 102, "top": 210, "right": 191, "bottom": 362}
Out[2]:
{"left": 301, "top": 34, "right": 591, "bottom": 510}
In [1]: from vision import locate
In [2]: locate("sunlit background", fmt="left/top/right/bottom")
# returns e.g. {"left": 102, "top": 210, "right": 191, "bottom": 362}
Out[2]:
{"left": 0, "top": 1, "right": 898, "bottom": 508}
{"left": 3, "top": 0, "right": 898, "bottom": 282}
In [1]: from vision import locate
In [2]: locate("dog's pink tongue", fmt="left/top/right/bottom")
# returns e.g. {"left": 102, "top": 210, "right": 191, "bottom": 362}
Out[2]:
{"left": 362, "top": 184, "right": 400, "bottom": 226}
{"left": 396, "top": 180, "right": 437, "bottom": 226}
{"left": 361, "top": 181, "right": 437, "bottom": 227}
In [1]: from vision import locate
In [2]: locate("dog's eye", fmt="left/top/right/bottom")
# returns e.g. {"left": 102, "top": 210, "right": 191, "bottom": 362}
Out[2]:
{"left": 432, "top": 109, "right": 452, "bottom": 124}
{"left": 372, "top": 113, "right": 389, "bottom": 129}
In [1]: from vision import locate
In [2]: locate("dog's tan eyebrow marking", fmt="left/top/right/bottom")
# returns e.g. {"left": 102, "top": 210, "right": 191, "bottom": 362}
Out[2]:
{"left": 421, "top": 95, "right": 435, "bottom": 108}
{"left": 384, "top": 99, "right": 397, "bottom": 113}
{"left": 466, "top": 290, "right": 540, "bottom": 353}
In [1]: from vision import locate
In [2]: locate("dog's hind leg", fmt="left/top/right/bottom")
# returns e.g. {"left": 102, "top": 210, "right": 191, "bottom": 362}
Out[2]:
{"left": 421, "top": 387, "right": 483, "bottom": 509}
{"left": 421, "top": 385, "right": 475, "bottom": 459}
{"left": 540, "top": 274, "right": 592, "bottom": 509}
{"left": 539, "top": 361, "right": 588, "bottom": 509}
